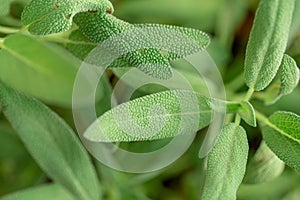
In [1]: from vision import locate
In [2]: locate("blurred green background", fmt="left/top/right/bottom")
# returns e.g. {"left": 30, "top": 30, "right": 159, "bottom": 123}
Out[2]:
{"left": 1, "top": 0, "right": 300, "bottom": 199}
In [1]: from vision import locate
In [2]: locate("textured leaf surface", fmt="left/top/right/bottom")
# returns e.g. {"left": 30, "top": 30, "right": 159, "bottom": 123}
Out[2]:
{"left": 244, "top": 141, "right": 284, "bottom": 184}
{"left": 244, "top": 0, "right": 295, "bottom": 91}
{"left": 0, "top": 82, "right": 100, "bottom": 200}
{"left": 67, "top": 29, "right": 97, "bottom": 60}
{"left": 0, "top": 34, "right": 78, "bottom": 107}
{"left": 21, "top": 0, "right": 114, "bottom": 35}
{"left": 261, "top": 111, "right": 300, "bottom": 172}
{"left": 0, "top": 0, "right": 14, "bottom": 16}
{"left": 0, "top": 184, "right": 74, "bottom": 200}
{"left": 280, "top": 54, "right": 300, "bottom": 95}
{"left": 73, "top": 12, "right": 210, "bottom": 79}
{"left": 84, "top": 90, "right": 239, "bottom": 142}
{"left": 237, "top": 101, "right": 256, "bottom": 127}
{"left": 201, "top": 123, "right": 249, "bottom": 200}
{"left": 74, "top": 12, "right": 172, "bottom": 79}
{"left": 84, "top": 90, "right": 212, "bottom": 142}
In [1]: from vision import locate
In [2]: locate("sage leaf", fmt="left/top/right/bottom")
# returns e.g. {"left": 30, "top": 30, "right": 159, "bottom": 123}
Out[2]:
{"left": 244, "top": 0, "right": 295, "bottom": 91}
{"left": 254, "top": 54, "right": 299, "bottom": 105}
{"left": 244, "top": 141, "right": 285, "bottom": 184}
{"left": 261, "top": 111, "right": 300, "bottom": 172}
{"left": 21, "top": 0, "right": 114, "bottom": 35}
{"left": 237, "top": 101, "right": 256, "bottom": 127}
{"left": 280, "top": 54, "right": 300, "bottom": 95}
{"left": 67, "top": 29, "right": 97, "bottom": 60}
{"left": 0, "top": 34, "right": 78, "bottom": 107}
{"left": 0, "top": 0, "right": 14, "bottom": 16}
{"left": 73, "top": 12, "right": 210, "bottom": 79}
{"left": 74, "top": 12, "right": 172, "bottom": 79}
{"left": 0, "top": 82, "right": 101, "bottom": 200}
{"left": 0, "top": 184, "right": 74, "bottom": 200}
{"left": 201, "top": 123, "right": 249, "bottom": 200}
{"left": 84, "top": 90, "right": 239, "bottom": 142}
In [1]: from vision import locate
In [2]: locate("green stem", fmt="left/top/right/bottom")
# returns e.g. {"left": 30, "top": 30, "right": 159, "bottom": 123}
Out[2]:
{"left": 244, "top": 88, "right": 254, "bottom": 101}
{"left": 255, "top": 110, "right": 269, "bottom": 124}
{"left": 0, "top": 25, "right": 20, "bottom": 34}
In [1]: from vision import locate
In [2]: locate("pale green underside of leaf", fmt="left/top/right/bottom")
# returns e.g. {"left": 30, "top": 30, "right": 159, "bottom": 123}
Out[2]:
{"left": 0, "top": 184, "right": 75, "bottom": 200}
{"left": 0, "top": 33, "right": 79, "bottom": 107}
{"left": 72, "top": 12, "right": 210, "bottom": 79}
{"left": 255, "top": 54, "right": 299, "bottom": 105}
{"left": 0, "top": 82, "right": 100, "bottom": 200}
{"left": 21, "top": 0, "right": 114, "bottom": 35}
{"left": 201, "top": 123, "right": 249, "bottom": 200}
{"left": 262, "top": 111, "right": 300, "bottom": 172}
{"left": 0, "top": 0, "right": 15, "bottom": 16}
{"left": 280, "top": 54, "right": 300, "bottom": 95}
{"left": 244, "top": 141, "right": 284, "bottom": 184}
{"left": 84, "top": 90, "right": 242, "bottom": 142}
{"left": 244, "top": 0, "right": 295, "bottom": 91}
{"left": 237, "top": 101, "right": 256, "bottom": 127}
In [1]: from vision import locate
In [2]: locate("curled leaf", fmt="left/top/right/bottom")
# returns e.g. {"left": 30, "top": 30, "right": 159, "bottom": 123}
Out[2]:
{"left": 280, "top": 54, "right": 300, "bottom": 95}
{"left": 21, "top": 0, "right": 114, "bottom": 35}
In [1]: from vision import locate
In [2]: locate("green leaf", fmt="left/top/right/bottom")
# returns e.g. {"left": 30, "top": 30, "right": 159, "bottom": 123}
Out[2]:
{"left": 66, "top": 29, "right": 97, "bottom": 60}
{"left": 244, "top": 141, "right": 285, "bottom": 184}
{"left": 0, "top": 82, "right": 101, "bottom": 200}
{"left": 260, "top": 111, "right": 300, "bottom": 172}
{"left": 84, "top": 90, "right": 240, "bottom": 143}
{"left": 135, "top": 23, "right": 210, "bottom": 52}
{"left": 84, "top": 90, "right": 212, "bottom": 142}
{"left": 0, "top": 34, "right": 79, "bottom": 107}
{"left": 253, "top": 54, "right": 299, "bottom": 105}
{"left": 0, "top": 122, "right": 43, "bottom": 194}
{"left": 21, "top": 0, "right": 114, "bottom": 35}
{"left": 201, "top": 123, "right": 249, "bottom": 200}
{"left": 280, "top": 54, "right": 300, "bottom": 95}
{"left": 0, "top": 184, "right": 74, "bottom": 200}
{"left": 74, "top": 12, "right": 172, "bottom": 79}
{"left": 73, "top": 12, "right": 210, "bottom": 79}
{"left": 0, "top": 0, "right": 15, "bottom": 16}
{"left": 237, "top": 101, "right": 256, "bottom": 127}
{"left": 244, "top": 0, "right": 295, "bottom": 91}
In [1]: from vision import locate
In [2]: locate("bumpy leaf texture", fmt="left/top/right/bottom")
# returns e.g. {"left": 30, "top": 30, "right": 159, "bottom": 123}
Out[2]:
{"left": 21, "top": 0, "right": 114, "bottom": 35}
{"left": 244, "top": 0, "right": 295, "bottom": 91}
{"left": 262, "top": 111, "right": 300, "bottom": 172}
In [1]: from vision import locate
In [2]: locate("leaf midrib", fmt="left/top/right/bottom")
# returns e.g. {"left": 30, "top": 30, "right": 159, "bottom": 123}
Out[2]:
{"left": 250, "top": 0, "right": 281, "bottom": 89}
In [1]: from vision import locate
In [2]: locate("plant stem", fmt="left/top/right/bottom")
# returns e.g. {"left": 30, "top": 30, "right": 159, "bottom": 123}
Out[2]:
{"left": 255, "top": 110, "right": 269, "bottom": 124}
{"left": 0, "top": 25, "right": 20, "bottom": 34}
{"left": 244, "top": 88, "right": 254, "bottom": 101}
